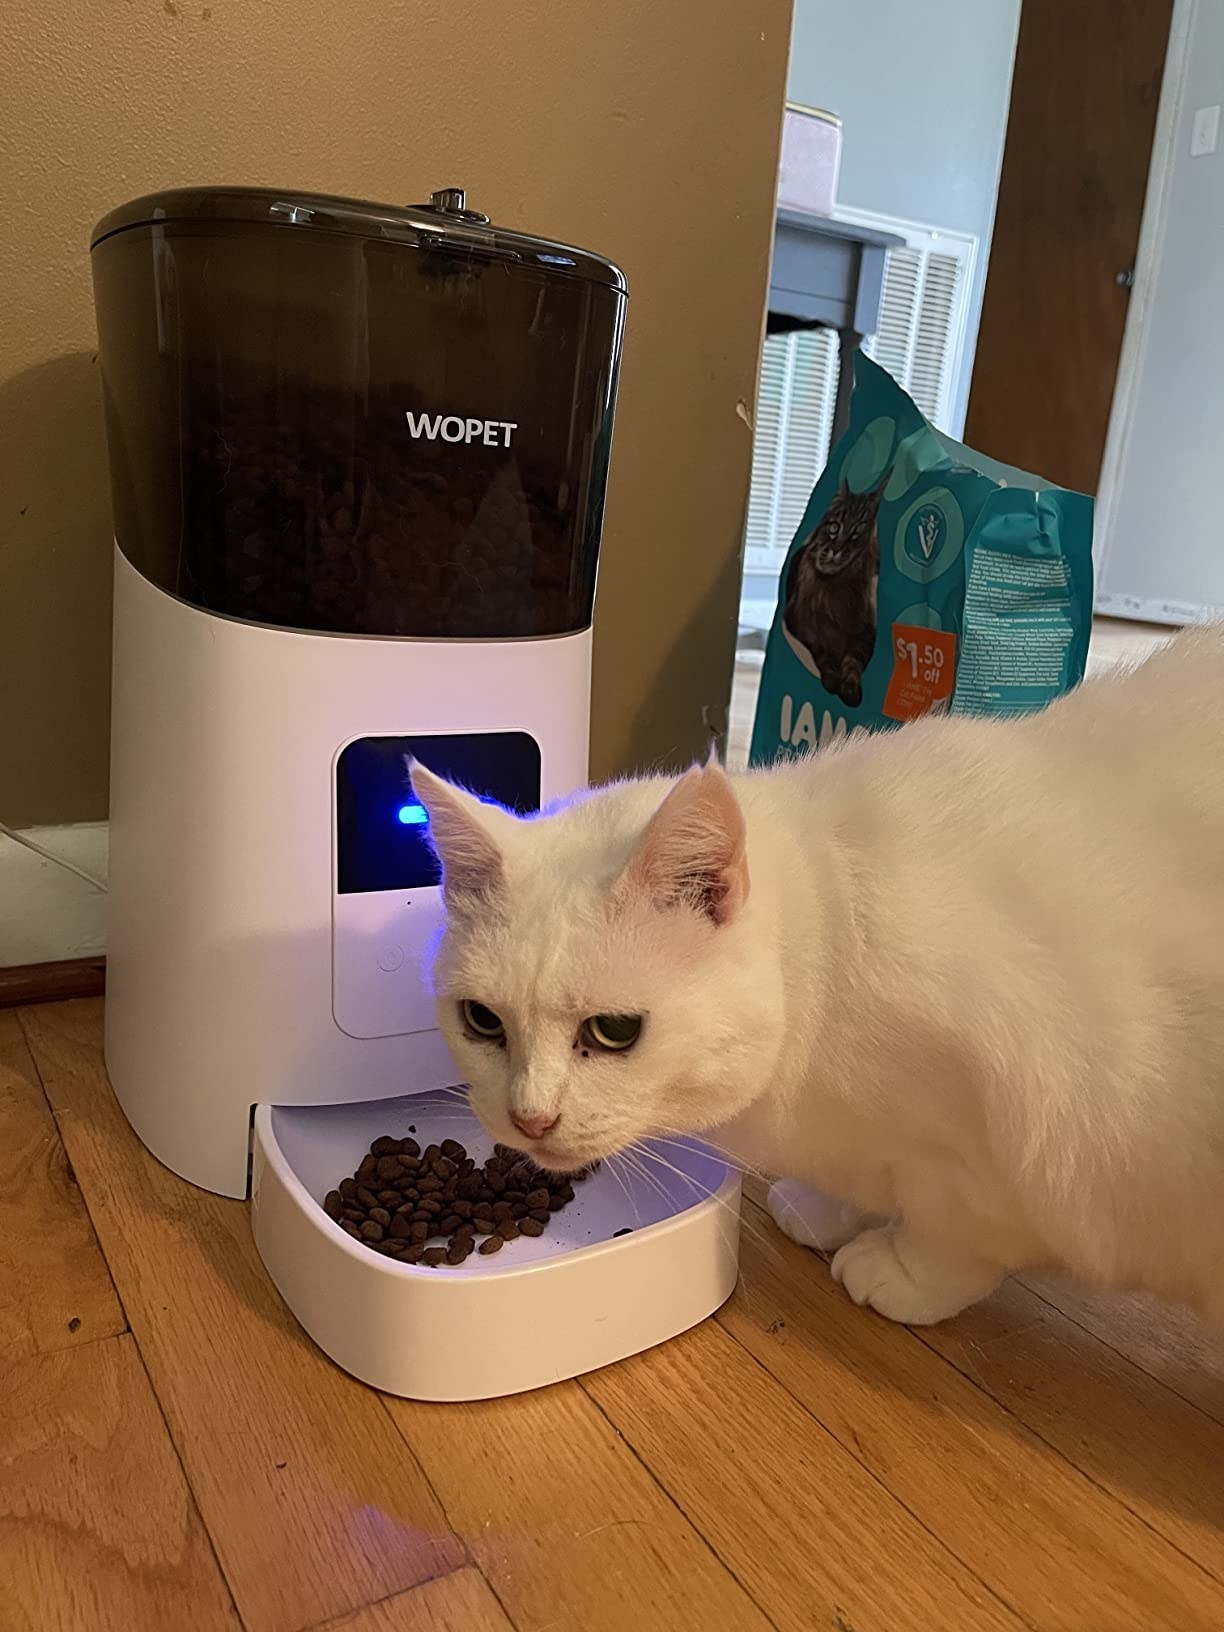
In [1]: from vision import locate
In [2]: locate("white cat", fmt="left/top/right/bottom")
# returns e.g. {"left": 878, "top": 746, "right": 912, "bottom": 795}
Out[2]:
{"left": 411, "top": 627, "right": 1224, "bottom": 1326}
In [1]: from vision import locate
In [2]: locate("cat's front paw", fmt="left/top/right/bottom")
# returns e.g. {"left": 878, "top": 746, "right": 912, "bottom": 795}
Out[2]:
{"left": 767, "top": 1179, "right": 867, "bottom": 1253}
{"left": 830, "top": 1227, "right": 1001, "bottom": 1326}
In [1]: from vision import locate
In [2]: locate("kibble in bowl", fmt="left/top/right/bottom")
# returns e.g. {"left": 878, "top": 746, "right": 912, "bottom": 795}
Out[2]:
{"left": 323, "top": 1136, "right": 594, "bottom": 1267}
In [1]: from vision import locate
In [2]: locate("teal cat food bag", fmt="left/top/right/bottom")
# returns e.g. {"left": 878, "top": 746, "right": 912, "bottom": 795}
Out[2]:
{"left": 749, "top": 353, "right": 1094, "bottom": 762}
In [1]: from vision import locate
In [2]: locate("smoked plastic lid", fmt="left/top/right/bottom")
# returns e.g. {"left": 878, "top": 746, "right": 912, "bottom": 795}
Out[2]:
{"left": 89, "top": 185, "right": 628, "bottom": 293}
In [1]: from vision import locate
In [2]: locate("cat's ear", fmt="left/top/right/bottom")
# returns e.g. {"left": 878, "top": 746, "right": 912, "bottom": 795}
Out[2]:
{"left": 615, "top": 763, "right": 748, "bottom": 927}
{"left": 408, "top": 762, "right": 510, "bottom": 908}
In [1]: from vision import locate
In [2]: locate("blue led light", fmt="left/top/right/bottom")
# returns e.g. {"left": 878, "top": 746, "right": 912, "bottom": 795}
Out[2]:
{"left": 397, "top": 803, "right": 429, "bottom": 826}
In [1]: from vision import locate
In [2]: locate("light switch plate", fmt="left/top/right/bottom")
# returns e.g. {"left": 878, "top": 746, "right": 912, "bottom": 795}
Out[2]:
{"left": 1191, "top": 104, "right": 1220, "bottom": 158}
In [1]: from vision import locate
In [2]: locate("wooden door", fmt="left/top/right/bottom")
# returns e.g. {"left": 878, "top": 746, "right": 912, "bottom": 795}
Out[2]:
{"left": 965, "top": 0, "right": 1172, "bottom": 495}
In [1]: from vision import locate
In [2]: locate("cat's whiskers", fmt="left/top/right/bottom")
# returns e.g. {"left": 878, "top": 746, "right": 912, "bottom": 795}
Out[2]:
{"left": 629, "top": 1147, "right": 766, "bottom": 1303}
{"left": 631, "top": 1140, "right": 771, "bottom": 1257}
{"left": 604, "top": 1151, "right": 646, "bottom": 1229}
{"left": 616, "top": 1145, "right": 675, "bottom": 1214}
{"left": 645, "top": 1126, "right": 770, "bottom": 1185}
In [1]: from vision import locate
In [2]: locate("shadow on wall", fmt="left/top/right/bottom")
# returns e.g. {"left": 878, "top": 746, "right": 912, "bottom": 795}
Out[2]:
{"left": 0, "top": 351, "right": 114, "bottom": 827}
{"left": 618, "top": 559, "right": 741, "bottom": 777}
{"left": 593, "top": 493, "right": 744, "bottom": 784}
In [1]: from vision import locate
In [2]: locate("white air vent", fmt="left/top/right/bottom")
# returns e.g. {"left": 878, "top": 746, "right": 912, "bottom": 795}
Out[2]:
{"left": 739, "top": 211, "right": 977, "bottom": 637}
{"left": 858, "top": 232, "right": 973, "bottom": 431}
{"left": 743, "top": 329, "right": 839, "bottom": 561}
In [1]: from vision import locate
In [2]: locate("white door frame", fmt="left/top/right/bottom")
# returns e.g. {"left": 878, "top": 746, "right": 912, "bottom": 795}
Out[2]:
{"left": 1093, "top": 0, "right": 1197, "bottom": 608}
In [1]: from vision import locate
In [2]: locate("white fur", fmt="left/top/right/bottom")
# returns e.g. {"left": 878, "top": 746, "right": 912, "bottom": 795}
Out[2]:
{"left": 416, "top": 629, "right": 1224, "bottom": 1325}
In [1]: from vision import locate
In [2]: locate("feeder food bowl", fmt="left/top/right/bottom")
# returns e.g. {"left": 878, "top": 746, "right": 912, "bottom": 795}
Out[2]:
{"left": 251, "top": 1089, "right": 742, "bottom": 1400}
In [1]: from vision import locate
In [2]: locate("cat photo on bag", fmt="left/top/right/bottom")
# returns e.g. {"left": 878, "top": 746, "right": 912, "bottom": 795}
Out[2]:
{"left": 781, "top": 473, "right": 886, "bottom": 708}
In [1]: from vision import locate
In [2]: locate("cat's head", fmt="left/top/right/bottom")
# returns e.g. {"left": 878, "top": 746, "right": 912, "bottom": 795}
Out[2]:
{"left": 409, "top": 760, "right": 782, "bottom": 1170}
{"left": 805, "top": 478, "right": 885, "bottom": 575}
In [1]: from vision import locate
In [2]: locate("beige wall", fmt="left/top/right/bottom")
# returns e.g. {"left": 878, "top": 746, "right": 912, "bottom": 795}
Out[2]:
{"left": 0, "top": 0, "right": 789, "bottom": 825}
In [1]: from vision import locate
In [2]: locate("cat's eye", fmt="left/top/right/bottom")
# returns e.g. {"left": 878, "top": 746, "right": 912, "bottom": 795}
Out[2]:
{"left": 583, "top": 1013, "right": 643, "bottom": 1052}
{"left": 461, "top": 1000, "right": 506, "bottom": 1040}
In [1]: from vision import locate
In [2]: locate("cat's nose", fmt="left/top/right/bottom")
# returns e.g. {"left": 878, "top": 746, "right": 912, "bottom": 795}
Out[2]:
{"left": 510, "top": 1109, "right": 560, "bottom": 1141}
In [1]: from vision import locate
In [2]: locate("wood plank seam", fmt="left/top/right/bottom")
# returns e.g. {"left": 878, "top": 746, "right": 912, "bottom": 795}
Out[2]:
{"left": 366, "top": 1395, "right": 483, "bottom": 1590}
{"left": 298, "top": 1565, "right": 522, "bottom": 1632}
{"left": 304, "top": 1566, "right": 518, "bottom": 1632}
{"left": 377, "top": 1368, "right": 778, "bottom": 1629}
{"left": 909, "top": 1325, "right": 1224, "bottom": 1593}
{"left": 575, "top": 1380, "right": 788, "bottom": 1632}
{"left": 299, "top": 1573, "right": 491, "bottom": 1632}
{"left": 461, "top": 1569, "right": 518, "bottom": 1632}
{"left": 710, "top": 1311, "right": 1041, "bottom": 1632}
{"left": 5, "top": 1005, "right": 132, "bottom": 1351}
{"left": 128, "top": 1331, "right": 247, "bottom": 1629}
{"left": 1017, "top": 1277, "right": 1224, "bottom": 1430}
{"left": 304, "top": 1402, "right": 483, "bottom": 1619}
{"left": 376, "top": 1377, "right": 773, "bottom": 1632}
{"left": 57, "top": 1134, "right": 132, "bottom": 1336}
{"left": 0, "top": 1331, "right": 243, "bottom": 1631}
{"left": 17, "top": 1007, "right": 134, "bottom": 1340}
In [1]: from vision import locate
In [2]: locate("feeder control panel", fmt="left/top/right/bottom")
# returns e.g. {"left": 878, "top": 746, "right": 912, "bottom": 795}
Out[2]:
{"left": 332, "top": 731, "right": 541, "bottom": 1040}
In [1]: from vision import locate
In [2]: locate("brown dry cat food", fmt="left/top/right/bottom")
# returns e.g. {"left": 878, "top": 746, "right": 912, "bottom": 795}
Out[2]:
{"left": 181, "top": 406, "right": 585, "bottom": 641}
{"left": 324, "top": 1137, "right": 595, "bottom": 1267}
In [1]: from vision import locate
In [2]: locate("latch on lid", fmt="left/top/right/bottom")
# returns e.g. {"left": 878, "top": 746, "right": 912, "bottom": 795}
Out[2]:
{"left": 417, "top": 186, "right": 491, "bottom": 225}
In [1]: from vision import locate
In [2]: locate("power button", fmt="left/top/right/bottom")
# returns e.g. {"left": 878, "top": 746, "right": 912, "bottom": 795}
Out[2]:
{"left": 377, "top": 946, "right": 404, "bottom": 973}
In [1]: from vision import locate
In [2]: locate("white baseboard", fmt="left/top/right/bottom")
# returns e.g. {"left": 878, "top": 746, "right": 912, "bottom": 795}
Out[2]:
{"left": 0, "top": 822, "right": 109, "bottom": 968}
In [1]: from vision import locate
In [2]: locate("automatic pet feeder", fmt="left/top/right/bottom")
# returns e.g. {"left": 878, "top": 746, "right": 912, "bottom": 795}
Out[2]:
{"left": 90, "top": 184, "right": 741, "bottom": 1400}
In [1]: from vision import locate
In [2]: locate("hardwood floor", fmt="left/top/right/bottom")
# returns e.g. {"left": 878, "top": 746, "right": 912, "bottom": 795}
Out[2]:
{"left": 3, "top": 997, "right": 1223, "bottom": 1631}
